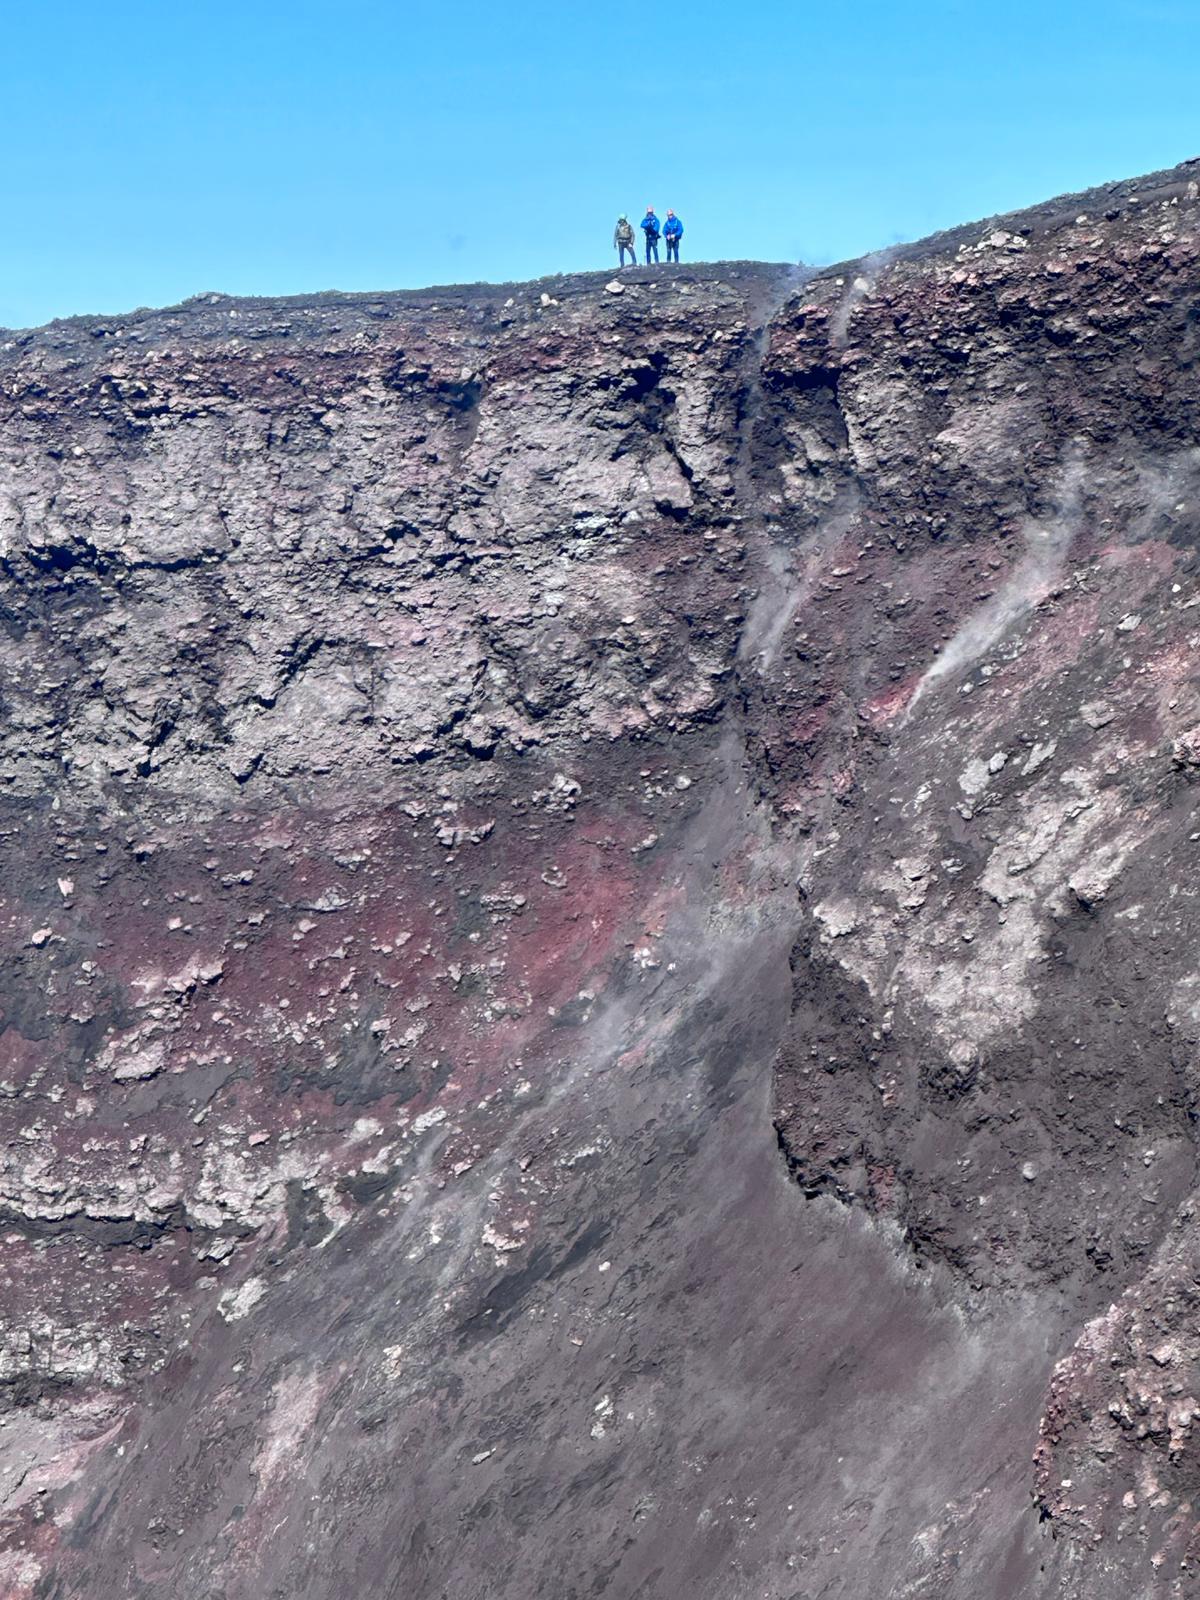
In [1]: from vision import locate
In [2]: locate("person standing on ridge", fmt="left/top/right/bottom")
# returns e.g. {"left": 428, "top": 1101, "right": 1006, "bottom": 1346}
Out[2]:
{"left": 641, "top": 207, "right": 661, "bottom": 264}
{"left": 664, "top": 210, "right": 683, "bottom": 262}
{"left": 614, "top": 215, "right": 638, "bottom": 268}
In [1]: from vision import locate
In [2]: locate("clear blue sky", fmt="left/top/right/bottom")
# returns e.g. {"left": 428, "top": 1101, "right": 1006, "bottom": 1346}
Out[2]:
{"left": 3, "top": 0, "right": 1196, "bottom": 328}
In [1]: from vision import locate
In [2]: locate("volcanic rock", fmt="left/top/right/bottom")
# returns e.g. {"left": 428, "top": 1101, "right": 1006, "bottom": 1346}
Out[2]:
{"left": 1, "top": 159, "right": 1200, "bottom": 1597}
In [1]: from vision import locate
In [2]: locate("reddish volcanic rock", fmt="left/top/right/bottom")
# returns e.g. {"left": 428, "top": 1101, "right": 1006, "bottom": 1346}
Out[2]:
{"left": 2, "top": 162, "right": 1200, "bottom": 1597}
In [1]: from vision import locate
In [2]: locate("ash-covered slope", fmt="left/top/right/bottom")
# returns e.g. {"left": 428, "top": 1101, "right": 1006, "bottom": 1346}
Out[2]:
{"left": 3, "top": 161, "right": 1200, "bottom": 1597}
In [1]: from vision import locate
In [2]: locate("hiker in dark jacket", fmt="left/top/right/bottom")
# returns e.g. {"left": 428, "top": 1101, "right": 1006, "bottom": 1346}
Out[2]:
{"left": 614, "top": 215, "right": 637, "bottom": 267}
{"left": 641, "top": 208, "right": 660, "bottom": 264}
{"left": 664, "top": 210, "right": 683, "bottom": 263}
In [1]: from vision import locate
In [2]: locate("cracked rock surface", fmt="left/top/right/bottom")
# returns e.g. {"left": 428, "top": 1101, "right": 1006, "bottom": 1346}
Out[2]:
{"left": 3, "top": 162, "right": 1200, "bottom": 1596}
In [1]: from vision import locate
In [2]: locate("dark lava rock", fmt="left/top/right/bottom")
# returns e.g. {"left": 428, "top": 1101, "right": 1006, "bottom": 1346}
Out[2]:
{"left": 3, "top": 161, "right": 1200, "bottom": 1598}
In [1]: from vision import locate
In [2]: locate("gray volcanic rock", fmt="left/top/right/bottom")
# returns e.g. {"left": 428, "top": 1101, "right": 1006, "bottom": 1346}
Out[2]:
{"left": 2, "top": 166, "right": 1200, "bottom": 1596}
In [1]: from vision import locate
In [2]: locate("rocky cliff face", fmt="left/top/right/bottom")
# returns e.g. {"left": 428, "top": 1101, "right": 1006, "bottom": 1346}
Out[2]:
{"left": 3, "top": 160, "right": 1200, "bottom": 1598}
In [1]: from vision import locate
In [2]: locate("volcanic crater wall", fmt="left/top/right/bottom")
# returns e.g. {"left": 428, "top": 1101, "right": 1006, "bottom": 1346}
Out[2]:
{"left": 2, "top": 162, "right": 1200, "bottom": 1598}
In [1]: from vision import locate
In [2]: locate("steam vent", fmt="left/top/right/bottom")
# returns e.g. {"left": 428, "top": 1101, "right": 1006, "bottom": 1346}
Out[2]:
{"left": 5, "top": 159, "right": 1200, "bottom": 1598}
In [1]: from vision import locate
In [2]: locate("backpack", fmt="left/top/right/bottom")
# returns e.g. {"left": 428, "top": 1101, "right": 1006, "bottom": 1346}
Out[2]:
{"left": 617, "top": 220, "right": 633, "bottom": 245}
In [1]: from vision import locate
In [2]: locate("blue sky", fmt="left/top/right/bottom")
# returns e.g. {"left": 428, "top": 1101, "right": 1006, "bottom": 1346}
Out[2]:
{"left": 2, "top": 0, "right": 1196, "bottom": 328}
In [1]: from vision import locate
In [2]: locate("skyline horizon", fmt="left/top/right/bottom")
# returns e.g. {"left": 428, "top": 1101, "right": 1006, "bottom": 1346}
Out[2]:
{"left": 6, "top": 0, "right": 1200, "bottom": 330}
{"left": 6, "top": 146, "right": 1197, "bottom": 334}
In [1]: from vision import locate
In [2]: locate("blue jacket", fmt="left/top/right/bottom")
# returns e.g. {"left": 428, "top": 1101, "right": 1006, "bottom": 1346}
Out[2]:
{"left": 641, "top": 212, "right": 660, "bottom": 237}
{"left": 664, "top": 215, "right": 683, "bottom": 239}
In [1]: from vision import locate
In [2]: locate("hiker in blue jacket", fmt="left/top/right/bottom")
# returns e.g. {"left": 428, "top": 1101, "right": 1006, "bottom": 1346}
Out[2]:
{"left": 664, "top": 210, "right": 684, "bottom": 263}
{"left": 641, "top": 208, "right": 661, "bottom": 264}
